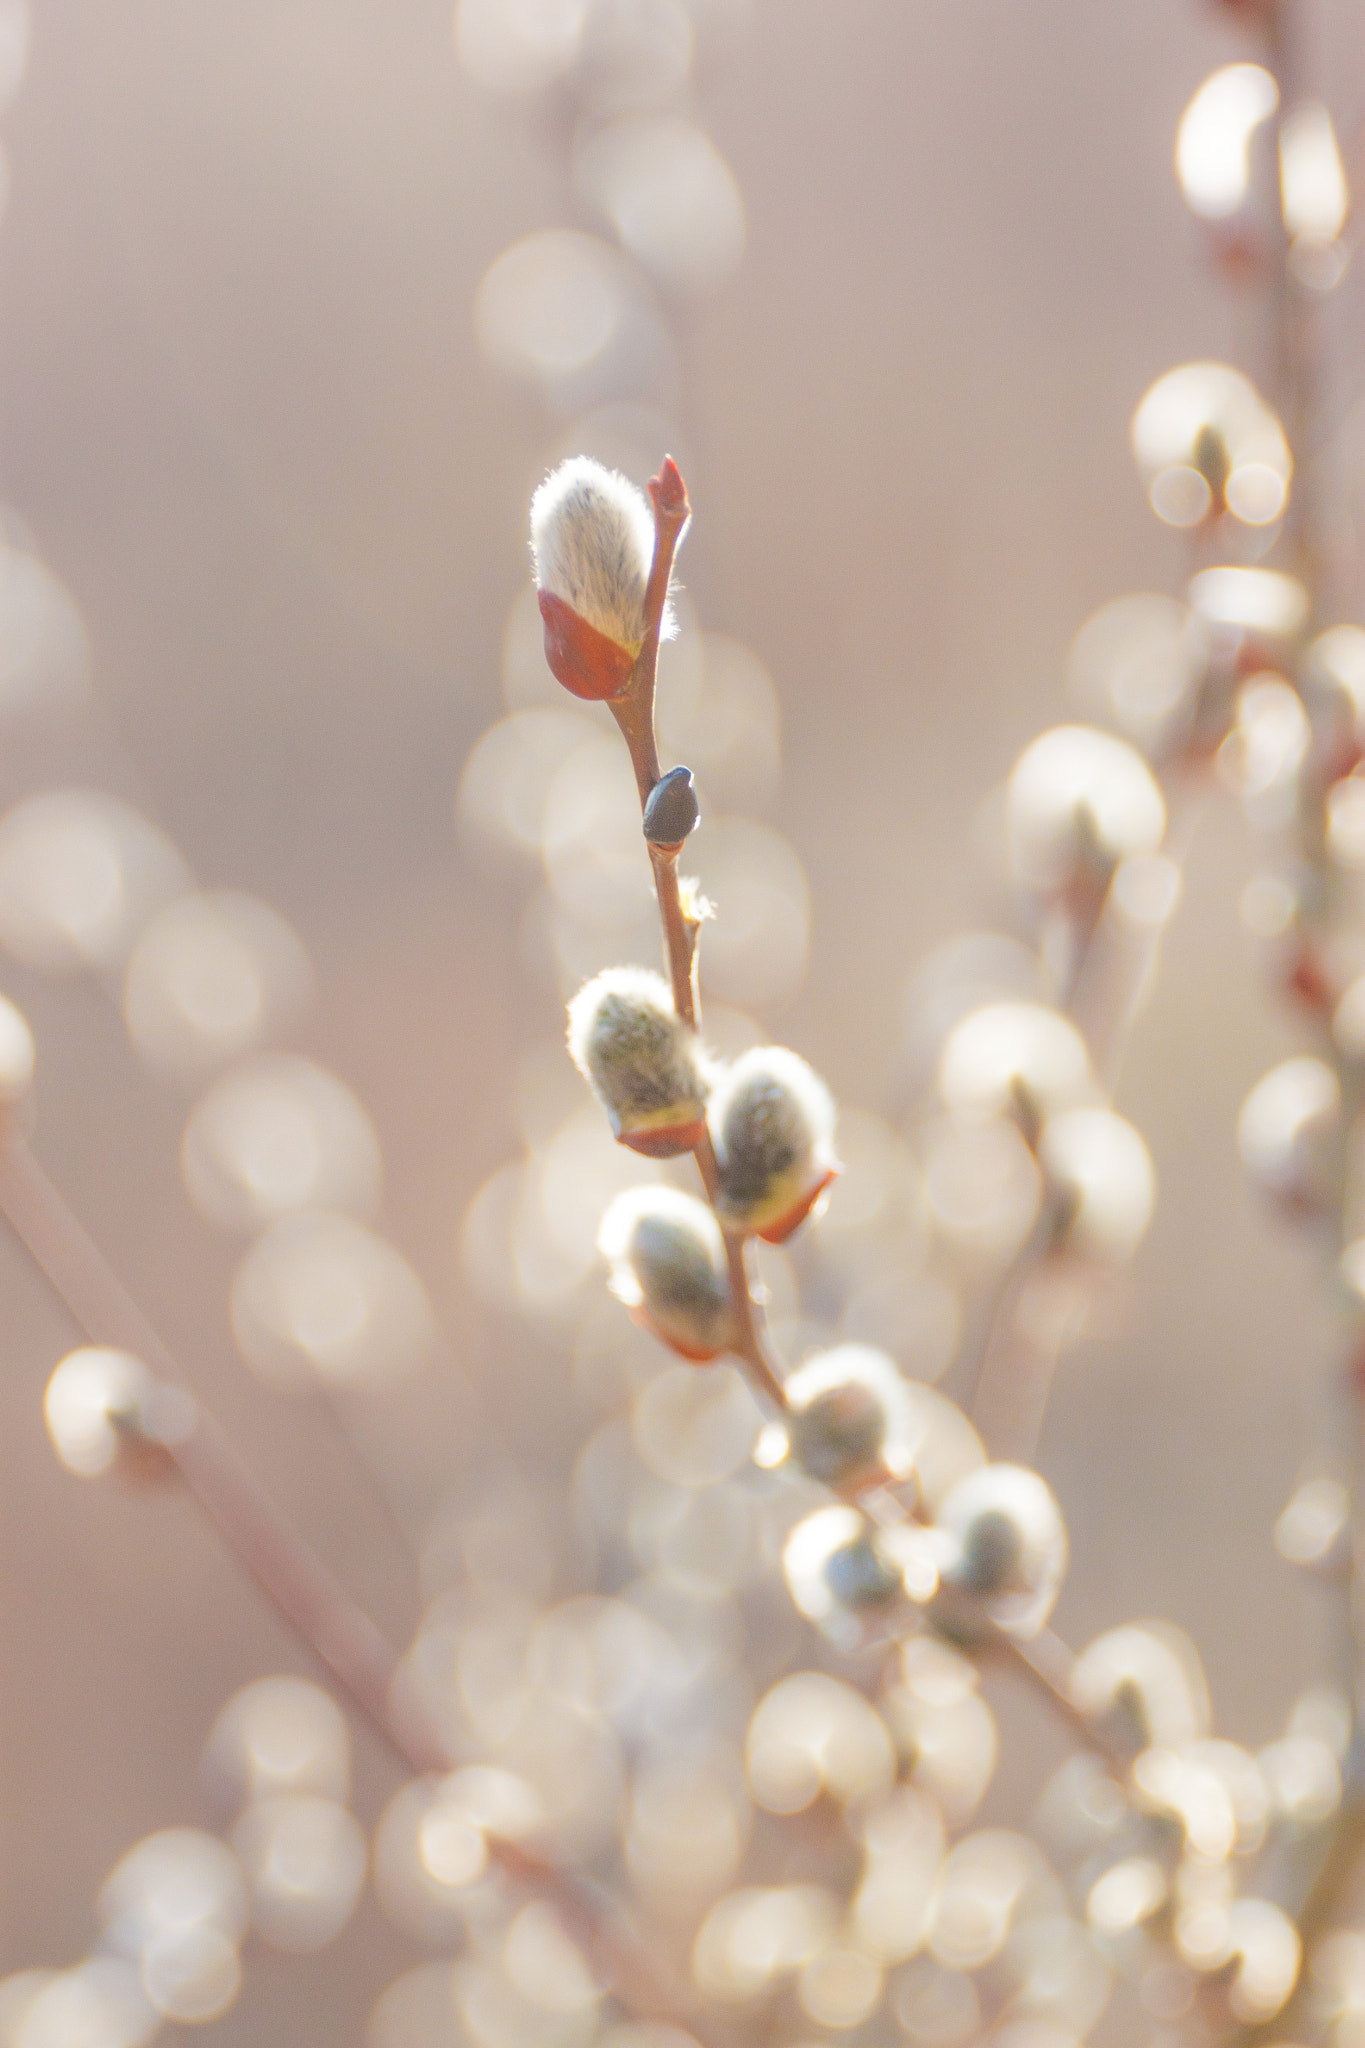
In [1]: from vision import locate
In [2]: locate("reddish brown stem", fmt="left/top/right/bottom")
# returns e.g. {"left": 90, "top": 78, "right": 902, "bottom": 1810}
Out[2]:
{"left": 984, "top": 1624, "right": 1133, "bottom": 1774}
{"left": 610, "top": 461, "right": 788, "bottom": 1414}
{"left": 648, "top": 843, "right": 700, "bottom": 1030}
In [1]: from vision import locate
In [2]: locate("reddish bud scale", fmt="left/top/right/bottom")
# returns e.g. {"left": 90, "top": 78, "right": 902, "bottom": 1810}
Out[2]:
{"left": 614, "top": 1114, "right": 708, "bottom": 1160}
{"left": 1285, "top": 946, "right": 1332, "bottom": 1015}
{"left": 1326, "top": 738, "right": 1364, "bottom": 787}
{"left": 538, "top": 590, "right": 635, "bottom": 701}
{"left": 757, "top": 1165, "right": 840, "bottom": 1245}
{"left": 628, "top": 1303, "right": 722, "bottom": 1365}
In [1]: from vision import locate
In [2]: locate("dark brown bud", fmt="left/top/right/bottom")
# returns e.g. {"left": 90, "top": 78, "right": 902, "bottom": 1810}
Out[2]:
{"left": 643, "top": 767, "right": 699, "bottom": 848}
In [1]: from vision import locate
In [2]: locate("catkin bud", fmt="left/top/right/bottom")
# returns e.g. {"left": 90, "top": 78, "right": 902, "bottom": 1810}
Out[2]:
{"left": 1237, "top": 1056, "right": 1340, "bottom": 1216}
{"left": 939, "top": 1000, "right": 1094, "bottom": 1138}
{"left": 1006, "top": 726, "right": 1165, "bottom": 900}
{"left": 783, "top": 1344, "right": 916, "bottom": 1489}
{"left": 43, "top": 1346, "right": 183, "bottom": 1483}
{"left": 530, "top": 457, "right": 666, "bottom": 701}
{"left": 1069, "top": 1622, "right": 1210, "bottom": 1753}
{"left": 1040, "top": 1107, "right": 1157, "bottom": 1264}
{"left": 709, "top": 1047, "right": 839, "bottom": 1243}
{"left": 567, "top": 966, "right": 709, "bottom": 1157}
{"left": 783, "top": 1504, "right": 938, "bottom": 1648}
{"left": 598, "top": 1186, "right": 734, "bottom": 1362}
{"left": 934, "top": 1463, "right": 1067, "bottom": 1639}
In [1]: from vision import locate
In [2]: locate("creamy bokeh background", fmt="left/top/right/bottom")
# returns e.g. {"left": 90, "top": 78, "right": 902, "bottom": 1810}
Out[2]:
{"left": 0, "top": 2, "right": 1363, "bottom": 2039}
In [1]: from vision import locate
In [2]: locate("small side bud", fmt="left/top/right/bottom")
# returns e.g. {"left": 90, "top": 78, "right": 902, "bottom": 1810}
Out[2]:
{"left": 567, "top": 966, "right": 709, "bottom": 1157}
{"left": 598, "top": 1186, "right": 734, "bottom": 1361}
{"left": 43, "top": 1346, "right": 179, "bottom": 1483}
{"left": 530, "top": 457, "right": 663, "bottom": 701}
{"left": 784, "top": 1344, "right": 916, "bottom": 1489}
{"left": 709, "top": 1047, "right": 839, "bottom": 1243}
{"left": 643, "top": 766, "right": 700, "bottom": 848}
{"left": 934, "top": 1463, "right": 1067, "bottom": 1640}
{"left": 649, "top": 455, "right": 689, "bottom": 522}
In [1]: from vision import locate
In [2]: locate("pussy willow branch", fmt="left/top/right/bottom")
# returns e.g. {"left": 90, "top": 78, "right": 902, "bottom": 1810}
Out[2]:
{"left": 0, "top": 1130, "right": 715, "bottom": 2040}
{"left": 609, "top": 458, "right": 786, "bottom": 1411}
{"left": 1219, "top": 5, "right": 1365, "bottom": 2022}
{"left": 984, "top": 1622, "right": 1135, "bottom": 1776}
{"left": 605, "top": 462, "right": 1163, "bottom": 1793}
{"left": 0, "top": 1132, "right": 448, "bottom": 1762}
{"left": 0, "top": 625, "right": 428, "bottom": 1571}
{"left": 966, "top": 785, "right": 1200, "bottom": 1463}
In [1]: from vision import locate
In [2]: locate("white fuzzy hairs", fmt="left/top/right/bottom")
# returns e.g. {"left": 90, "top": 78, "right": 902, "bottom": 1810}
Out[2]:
{"left": 530, "top": 456, "right": 672, "bottom": 650}
{"left": 566, "top": 966, "right": 707, "bottom": 1125}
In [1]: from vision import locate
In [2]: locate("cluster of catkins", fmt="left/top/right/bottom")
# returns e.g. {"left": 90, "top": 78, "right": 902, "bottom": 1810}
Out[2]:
{"left": 533, "top": 452, "right": 1072, "bottom": 1655}
{"left": 567, "top": 955, "right": 1070, "bottom": 1646}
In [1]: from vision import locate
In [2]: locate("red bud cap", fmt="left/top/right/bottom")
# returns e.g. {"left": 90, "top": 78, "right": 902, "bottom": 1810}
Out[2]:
{"left": 537, "top": 590, "right": 636, "bottom": 701}
{"left": 649, "top": 455, "right": 690, "bottom": 525}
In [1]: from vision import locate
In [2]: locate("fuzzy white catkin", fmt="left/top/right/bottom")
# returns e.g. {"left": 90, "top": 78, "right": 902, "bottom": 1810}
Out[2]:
{"left": 44, "top": 1347, "right": 156, "bottom": 1478}
{"left": 567, "top": 966, "right": 708, "bottom": 1152}
{"left": 1237, "top": 1055, "right": 1340, "bottom": 1211}
{"left": 1005, "top": 725, "right": 1165, "bottom": 894}
{"left": 935, "top": 1463, "right": 1067, "bottom": 1638}
{"left": 939, "top": 1001, "right": 1094, "bottom": 1126}
{"left": 709, "top": 1046, "right": 838, "bottom": 1240}
{"left": 530, "top": 457, "right": 658, "bottom": 651}
{"left": 598, "top": 1185, "right": 733, "bottom": 1360}
{"left": 783, "top": 1344, "right": 916, "bottom": 1487}
{"left": 1040, "top": 1107, "right": 1156, "bottom": 1264}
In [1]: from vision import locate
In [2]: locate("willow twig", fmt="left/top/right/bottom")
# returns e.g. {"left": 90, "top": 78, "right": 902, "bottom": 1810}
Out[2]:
{"left": 0, "top": 1132, "right": 715, "bottom": 2039}
{"left": 608, "top": 458, "right": 787, "bottom": 1413}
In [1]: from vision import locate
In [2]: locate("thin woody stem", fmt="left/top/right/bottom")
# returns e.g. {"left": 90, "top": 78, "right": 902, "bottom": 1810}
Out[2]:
{"left": 608, "top": 466, "right": 1150, "bottom": 1766}
{"left": 0, "top": 1133, "right": 444, "bottom": 1767}
{"left": 649, "top": 843, "right": 702, "bottom": 1030}
{"left": 610, "top": 457, "right": 789, "bottom": 1414}
{"left": 965, "top": 788, "right": 1199, "bottom": 1460}
{"left": 882, "top": 1482, "right": 1134, "bottom": 1773}
{"left": 985, "top": 1624, "right": 1133, "bottom": 1775}
{"left": 0, "top": 1133, "right": 713, "bottom": 2038}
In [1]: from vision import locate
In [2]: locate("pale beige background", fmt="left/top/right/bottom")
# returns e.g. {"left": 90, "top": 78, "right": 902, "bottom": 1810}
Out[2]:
{"left": 0, "top": 3, "right": 1362, "bottom": 2040}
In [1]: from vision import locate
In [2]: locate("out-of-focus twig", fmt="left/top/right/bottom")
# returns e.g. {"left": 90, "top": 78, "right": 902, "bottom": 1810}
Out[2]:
{"left": 0, "top": 1132, "right": 720, "bottom": 2041}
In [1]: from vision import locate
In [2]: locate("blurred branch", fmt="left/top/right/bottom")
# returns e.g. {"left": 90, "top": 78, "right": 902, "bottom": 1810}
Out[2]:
{"left": 0, "top": 1132, "right": 717, "bottom": 2039}
{"left": 0, "top": 1132, "right": 446, "bottom": 1767}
